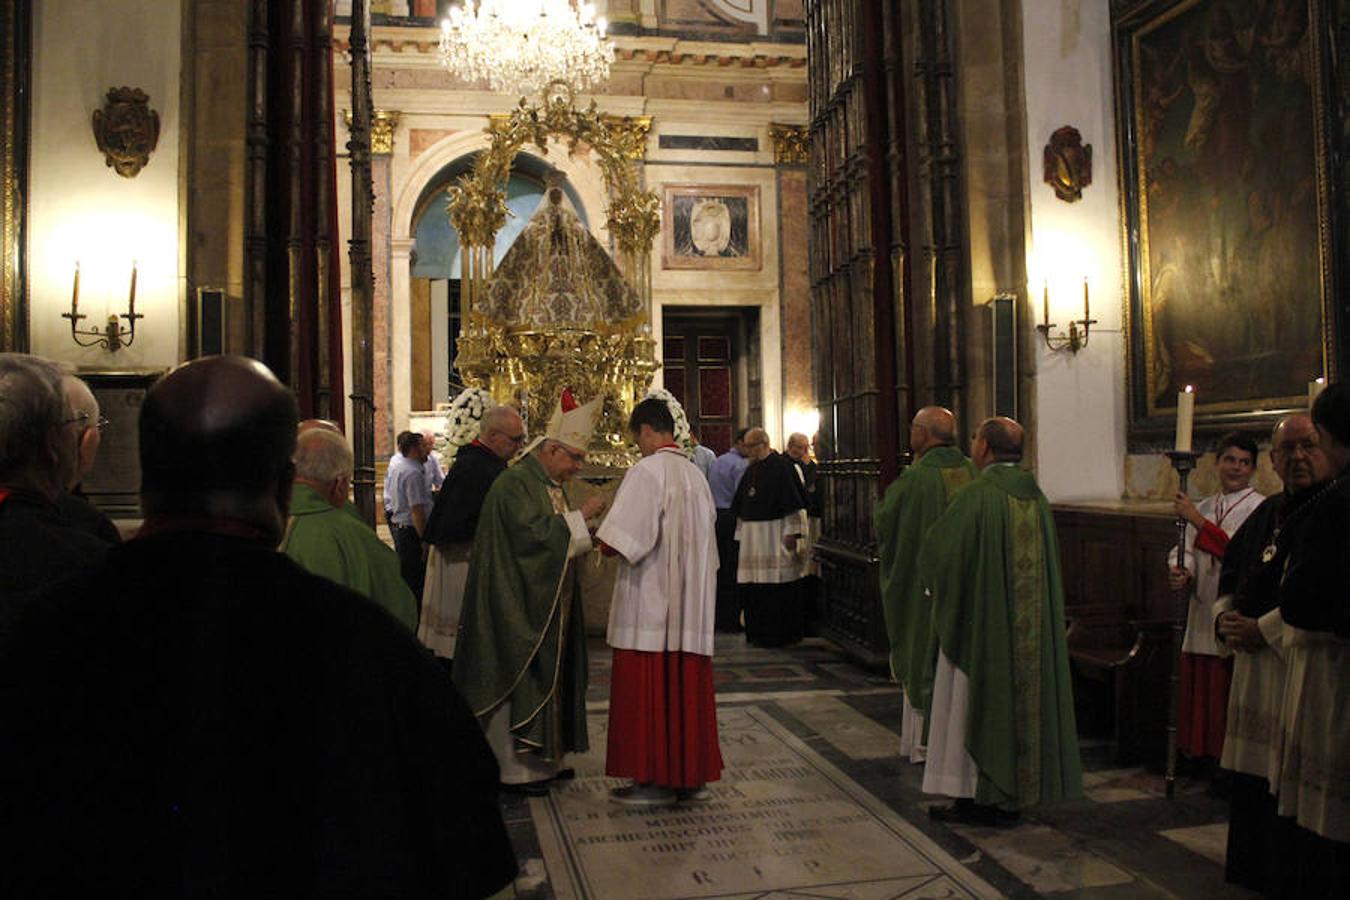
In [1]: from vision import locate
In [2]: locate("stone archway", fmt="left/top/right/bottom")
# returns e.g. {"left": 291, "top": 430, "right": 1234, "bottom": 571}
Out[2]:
{"left": 381, "top": 129, "right": 610, "bottom": 444}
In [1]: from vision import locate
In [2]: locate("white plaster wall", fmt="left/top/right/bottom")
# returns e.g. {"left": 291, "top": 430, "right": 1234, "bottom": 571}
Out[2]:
{"left": 1023, "top": 0, "right": 1126, "bottom": 501}
{"left": 29, "top": 0, "right": 182, "bottom": 371}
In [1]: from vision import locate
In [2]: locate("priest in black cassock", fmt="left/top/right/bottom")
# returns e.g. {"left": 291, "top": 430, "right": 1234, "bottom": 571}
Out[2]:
{"left": 0, "top": 355, "right": 517, "bottom": 899}
{"left": 731, "top": 427, "right": 809, "bottom": 647}
{"left": 1213, "top": 413, "right": 1320, "bottom": 893}
{"left": 1267, "top": 385, "right": 1350, "bottom": 896}
{"left": 419, "top": 404, "right": 526, "bottom": 662}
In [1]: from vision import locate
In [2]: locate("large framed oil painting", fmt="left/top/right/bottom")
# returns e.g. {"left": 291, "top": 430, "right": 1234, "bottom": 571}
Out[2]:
{"left": 1114, "top": 0, "right": 1340, "bottom": 442}
{"left": 661, "top": 184, "right": 762, "bottom": 271}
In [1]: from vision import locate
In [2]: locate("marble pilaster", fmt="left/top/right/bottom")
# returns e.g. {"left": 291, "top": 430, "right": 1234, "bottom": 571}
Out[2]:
{"left": 372, "top": 152, "right": 394, "bottom": 456}
{"left": 778, "top": 168, "right": 812, "bottom": 421}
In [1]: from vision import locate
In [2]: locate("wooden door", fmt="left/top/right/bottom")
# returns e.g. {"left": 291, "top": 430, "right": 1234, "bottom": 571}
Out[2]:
{"left": 662, "top": 310, "right": 758, "bottom": 454}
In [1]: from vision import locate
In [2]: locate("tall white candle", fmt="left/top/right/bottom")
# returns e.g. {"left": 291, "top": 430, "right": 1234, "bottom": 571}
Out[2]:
{"left": 1309, "top": 377, "right": 1326, "bottom": 409}
{"left": 1175, "top": 386, "right": 1195, "bottom": 453}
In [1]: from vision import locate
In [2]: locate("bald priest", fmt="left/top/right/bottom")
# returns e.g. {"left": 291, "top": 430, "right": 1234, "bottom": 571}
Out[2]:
{"left": 920, "top": 417, "right": 1082, "bottom": 827}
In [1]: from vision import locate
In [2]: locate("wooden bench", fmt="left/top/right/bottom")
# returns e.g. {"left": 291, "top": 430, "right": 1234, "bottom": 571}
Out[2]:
{"left": 1054, "top": 503, "right": 1179, "bottom": 765}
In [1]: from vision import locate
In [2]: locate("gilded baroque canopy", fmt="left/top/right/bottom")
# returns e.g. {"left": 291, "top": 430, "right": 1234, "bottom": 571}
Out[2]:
{"left": 448, "top": 85, "right": 659, "bottom": 467}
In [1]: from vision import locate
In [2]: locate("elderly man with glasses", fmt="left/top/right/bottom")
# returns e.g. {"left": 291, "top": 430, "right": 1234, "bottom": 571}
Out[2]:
{"left": 419, "top": 405, "right": 528, "bottom": 664}
{"left": 0, "top": 354, "right": 112, "bottom": 644}
{"left": 56, "top": 374, "right": 120, "bottom": 545}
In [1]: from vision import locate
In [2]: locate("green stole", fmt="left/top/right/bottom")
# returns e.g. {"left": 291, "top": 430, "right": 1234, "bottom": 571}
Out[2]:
{"left": 874, "top": 445, "right": 977, "bottom": 706}
{"left": 920, "top": 464, "right": 1082, "bottom": 809}
{"left": 452, "top": 454, "right": 589, "bottom": 759}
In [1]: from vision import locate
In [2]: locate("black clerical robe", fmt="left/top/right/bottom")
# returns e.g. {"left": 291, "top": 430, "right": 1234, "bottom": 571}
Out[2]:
{"left": 731, "top": 451, "right": 808, "bottom": 646}
{"left": 0, "top": 487, "right": 110, "bottom": 650}
{"left": 0, "top": 529, "right": 518, "bottom": 899}
{"left": 423, "top": 442, "right": 505, "bottom": 546}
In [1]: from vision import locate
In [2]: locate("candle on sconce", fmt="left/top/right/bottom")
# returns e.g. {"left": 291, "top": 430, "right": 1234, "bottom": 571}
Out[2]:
{"left": 1309, "top": 377, "right": 1326, "bottom": 409}
{"left": 128, "top": 260, "right": 138, "bottom": 315}
{"left": 71, "top": 261, "right": 81, "bottom": 314}
{"left": 1042, "top": 280, "right": 1050, "bottom": 325}
{"left": 1175, "top": 385, "right": 1195, "bottom": 453}
{"left": 1083, "top": 276, "right": 1090, "bottom": 321}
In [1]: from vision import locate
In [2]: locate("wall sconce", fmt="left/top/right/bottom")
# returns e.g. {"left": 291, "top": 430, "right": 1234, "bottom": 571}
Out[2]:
{"left": 1035, "top": 277, "right": 1096, "bottom": 354}
{"left": 62, "top": 260, "right": 143, "bottom": 352}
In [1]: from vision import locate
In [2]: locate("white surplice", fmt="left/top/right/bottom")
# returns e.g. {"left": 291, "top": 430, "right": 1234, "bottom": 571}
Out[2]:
{"left": 597, "top": 446, "right": 718, "bottom": 657}
{"left": 921, "top": 649, "right": 978, "bottom": 798}
{"left": 1216, "top": 597, "right": 1288, "bottom": 781}
{"left": 1273, "top": 627, "right": 1350, "bottom": 841}
{"left": 1168, "top": 487, "right": 1264, "bottom": 655}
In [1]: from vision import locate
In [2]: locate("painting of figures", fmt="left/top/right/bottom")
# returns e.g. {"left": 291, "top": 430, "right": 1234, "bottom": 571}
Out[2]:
{"left": 1117, "top": 0, "right": 1333, "bottom": 432}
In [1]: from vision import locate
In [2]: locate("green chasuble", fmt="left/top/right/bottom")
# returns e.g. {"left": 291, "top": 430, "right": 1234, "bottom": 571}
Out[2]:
{"left": 874, "top": 445, "right": 976, "bottom": 704}
{"left": 920, "top": 464, "right": 1082, "bottom": 809}
{"left": 281, "top": 483, "right": 418, "bottom": 631}
{"left": 452, "top": 453, "right": 589, "bottom": 760}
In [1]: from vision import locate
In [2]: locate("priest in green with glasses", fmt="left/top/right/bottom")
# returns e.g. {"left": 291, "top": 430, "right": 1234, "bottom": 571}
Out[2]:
{"left": 453, "top": 389, "right": 606, "bottom": 796}
{"left": 874, "top": 406, "right": 977, "bottom": 765}
{"left": 920, "top": 416, "right": 1082, "bottom": 827}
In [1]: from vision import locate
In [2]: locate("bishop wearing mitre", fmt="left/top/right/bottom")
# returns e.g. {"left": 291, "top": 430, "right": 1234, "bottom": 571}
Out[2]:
{"left": 452, "top": 389, "right": 605, "bottom": 795}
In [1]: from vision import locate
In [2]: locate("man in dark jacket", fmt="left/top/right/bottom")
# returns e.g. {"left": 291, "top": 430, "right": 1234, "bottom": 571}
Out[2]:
{"left": 0, "top": 354, "right": 517, "bottom": 899}
{"left": 0, "top": 354, "right": 110, "bottom": 647}
{"left": 419, "top": 404, "right": 526, "bottom": 661}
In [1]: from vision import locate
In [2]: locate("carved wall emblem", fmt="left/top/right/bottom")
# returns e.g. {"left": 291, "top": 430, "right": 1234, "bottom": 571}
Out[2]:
{"left": 92, "top": 87, "right": 160, "bottom": 178}
{"left": 1042, "top": 125, "right": 1092, "bottom": 202}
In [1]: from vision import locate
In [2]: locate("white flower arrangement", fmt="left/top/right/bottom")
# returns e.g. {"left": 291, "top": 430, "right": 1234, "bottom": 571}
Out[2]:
{"left": 643, "top": 387, "right": 694, "bottom": 456}
{"left": 441, "top": 387, "right": 496, "bottom": 463}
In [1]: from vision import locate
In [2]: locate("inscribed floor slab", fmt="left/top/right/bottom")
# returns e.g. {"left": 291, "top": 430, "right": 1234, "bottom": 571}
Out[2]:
{"left": 530, "top": 706, "right": 999, "bottom": 899}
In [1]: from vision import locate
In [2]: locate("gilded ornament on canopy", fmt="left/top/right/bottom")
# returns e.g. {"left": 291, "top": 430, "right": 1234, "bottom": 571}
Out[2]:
{"left": 447, "top": 86, "right": 661, "bottom": 468}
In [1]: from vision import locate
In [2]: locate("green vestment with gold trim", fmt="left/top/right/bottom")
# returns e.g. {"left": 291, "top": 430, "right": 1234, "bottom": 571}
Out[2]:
{"left": 920, "top": 464, "right": 1082, "bottom": 809}
{"left": 452, "top": 453, "right": 589, "bottom": 760}
{"left": 874, "top": 445, "right": 977, "bottom": 706}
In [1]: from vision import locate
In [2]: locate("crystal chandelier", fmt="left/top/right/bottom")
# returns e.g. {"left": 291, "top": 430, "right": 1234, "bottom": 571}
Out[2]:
{"left": 438, "top": 1, "right": 615, "bottom": 98}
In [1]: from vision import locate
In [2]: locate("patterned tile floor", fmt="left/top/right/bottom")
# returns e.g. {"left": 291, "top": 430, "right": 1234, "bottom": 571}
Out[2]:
{"left": 494, "top": 635, "right": 1255, "bottom": 899}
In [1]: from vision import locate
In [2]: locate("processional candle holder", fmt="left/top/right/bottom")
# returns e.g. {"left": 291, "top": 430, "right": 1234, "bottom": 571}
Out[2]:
{"left": 1164, "top": 448, "right": 1200, "bottom": 799}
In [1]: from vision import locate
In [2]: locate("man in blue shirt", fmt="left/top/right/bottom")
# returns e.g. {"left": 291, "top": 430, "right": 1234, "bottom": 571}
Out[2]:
{"left": 708, "top": 428, "right": 751, "bottom": 631}
{"left": 386, "top": 430, "right": 432, "bottom": 605}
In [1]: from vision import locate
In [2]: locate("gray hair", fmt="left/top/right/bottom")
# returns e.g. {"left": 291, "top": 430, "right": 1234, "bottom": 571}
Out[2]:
{"left": 481, "top": 404, "right": 521, "bottom": 436}
{"left": 63, "top": 375, "right": 100, "bottom": 422}
{"left": 294, "top": 428, "right": 354, "bottom": 484}
{"left": 0, "top": 353, "right": 69, "bottom": 481}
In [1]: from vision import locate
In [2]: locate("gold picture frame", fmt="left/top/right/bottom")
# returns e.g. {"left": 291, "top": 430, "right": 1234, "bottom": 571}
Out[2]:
{"left": 661, "top": 184, "right": 761, "bottom": 271}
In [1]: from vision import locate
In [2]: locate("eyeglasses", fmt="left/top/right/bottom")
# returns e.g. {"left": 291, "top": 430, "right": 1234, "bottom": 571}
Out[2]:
{"left": 505, "top": 432, "right": 527, "bottom": 444}
{"left": 556, "top": 445, "right": 586, "bottom": 464}
{"left": 61, "top": 412, "right": 109, "bottom": 432}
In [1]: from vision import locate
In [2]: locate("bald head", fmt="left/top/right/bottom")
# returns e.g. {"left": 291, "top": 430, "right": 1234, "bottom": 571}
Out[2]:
{"left": 972, "top": 416, "right": 1024, "bottom": 469}
{"left": 910, "top": 406, "right": 956, "bottom": 458}
{"left": 1271, "top": 412, "right": 1319, "bottom": 492}
{"left": 298, "top": 418, "right": 342, "bottom": 436}
{"left": 140, "top": 356, "right": 298, "bottom": 533}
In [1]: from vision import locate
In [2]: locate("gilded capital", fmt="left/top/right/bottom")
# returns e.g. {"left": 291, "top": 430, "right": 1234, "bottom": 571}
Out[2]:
{"left": 371, "top": 110, "right": 401, "bottom": 155}
{"left": 769, "top": 123, "right": 809, "bottom": 166}
{"left": 343, "top": 109, "right": 401, "bottom": 155}
{"left": 602, "top": 115, "right": 653, "bottom": 161}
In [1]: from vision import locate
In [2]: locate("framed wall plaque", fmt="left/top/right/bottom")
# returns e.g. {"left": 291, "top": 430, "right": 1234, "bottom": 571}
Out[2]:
{"left": 79, "top": 369, "right": 165, "bottom": 514}
{"left": 661, "top": 184, "right": 762, "bottom": 271}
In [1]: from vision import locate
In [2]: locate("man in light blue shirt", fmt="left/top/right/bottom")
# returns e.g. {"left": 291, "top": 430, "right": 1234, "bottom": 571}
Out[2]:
{"left": 386, "top": 430, "right": 432, "bottom": 604}
{"left": 691, "top": 431, "right": 717, "bottom": 480}
{"left": 708, "top": 428, "right": 751, "bottom": 631}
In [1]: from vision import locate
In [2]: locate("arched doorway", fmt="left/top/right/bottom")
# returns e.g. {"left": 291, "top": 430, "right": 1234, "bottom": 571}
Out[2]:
{"left": 407, "top": 153, "right": 589, "bottom": 408}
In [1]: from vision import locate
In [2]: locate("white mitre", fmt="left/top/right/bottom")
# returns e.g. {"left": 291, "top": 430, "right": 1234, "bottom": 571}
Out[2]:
{"left": 525, "top": 388, "right": 601, "bottom": 455}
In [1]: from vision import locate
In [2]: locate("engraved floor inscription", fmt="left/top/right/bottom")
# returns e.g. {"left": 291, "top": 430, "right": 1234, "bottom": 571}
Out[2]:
{"left": 531, "top": 706, "right": 999, "bottom": 899}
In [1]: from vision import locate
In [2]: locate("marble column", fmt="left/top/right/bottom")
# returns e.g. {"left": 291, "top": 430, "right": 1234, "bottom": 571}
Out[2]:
{"left": 389, "top": 238, "right": 414, "bottom": 442}
{"left": 772, "top": 125, "right": 813, "bottom": 428}
{"left": 370, "top": 111, "right": 399, "bottom": 456}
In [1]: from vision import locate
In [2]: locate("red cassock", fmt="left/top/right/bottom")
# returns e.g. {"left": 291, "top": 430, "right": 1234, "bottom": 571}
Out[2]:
{"left": 605, "top": 649, "right": 724, "bottom": 789}
{"left": 1177, "top": 652, "right": 1233, "bottom": 759}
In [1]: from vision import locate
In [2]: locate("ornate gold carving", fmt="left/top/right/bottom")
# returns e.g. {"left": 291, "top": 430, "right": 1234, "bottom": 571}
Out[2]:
{"left": 447, "top": 85, "right": 661, "bottom": 466}
{"left": 343, "top": 108, "right": 401, "bottom": 155}
{"left": 769, "top": 123, "right": 809, "bottom": 165}
{"left": 602, "top": 115, "right": 652, "bottom": 160}
{"left": 371, "top": 109, "right": 400, "bottom": 155}
{"left": 92, "top": 87, "right": 160, "bottom": 178}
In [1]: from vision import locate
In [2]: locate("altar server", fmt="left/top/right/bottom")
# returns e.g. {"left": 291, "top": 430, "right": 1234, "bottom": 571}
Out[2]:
{"left": 597, "top": 398, "right": 724, "bottom": 807}
{"left": 1166, "top": 432, "right": 1263, "bottom": 764}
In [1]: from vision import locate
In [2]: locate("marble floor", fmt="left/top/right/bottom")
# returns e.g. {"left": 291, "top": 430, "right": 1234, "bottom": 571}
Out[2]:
{"left": 495, "top": 636, "right": 1256, "bottom": 900}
